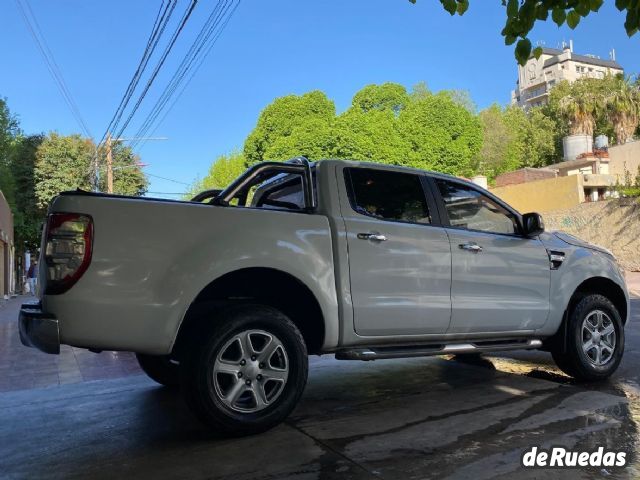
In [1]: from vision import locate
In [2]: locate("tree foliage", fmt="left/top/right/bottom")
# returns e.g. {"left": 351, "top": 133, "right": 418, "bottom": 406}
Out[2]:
{"left": 34, "top": 133, "right": 148, "bottom": 208}
{"left": 186, "top": 151, "right": 247, "bottom": 198}
{"left": 408, "top": 0, "right": 640, "bottom": 65}
{"left": 547, "top": 75, "right": 640, "bottom": 144}
{"left": 242, "top": 83, "right": 482, "bottom": 177}
{"left": 473, "top": 104, "right": 556, "bottom": 180}
{"left": 10, "top": 135, "right": 45, "bottom": 250}
{"left": 398, "top": 92, "right": 482, "bottom": 175}
{"left": 0, "top": 98, "right": 20, "bottom": 205}
{"left": 244, "top": 91, "right": 335, "bottom": 164}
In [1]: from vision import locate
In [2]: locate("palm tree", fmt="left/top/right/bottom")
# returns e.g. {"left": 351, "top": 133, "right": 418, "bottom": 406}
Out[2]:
{"left": 605, "top": 76, "right": 640, "bottom": 144}
{"left": 557, "top": 80, "right": 599, "bottom": 136}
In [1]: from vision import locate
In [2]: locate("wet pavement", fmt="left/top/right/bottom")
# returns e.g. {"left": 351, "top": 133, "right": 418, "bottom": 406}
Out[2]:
{"left": 0, "top": 296, "right": 638, "bottom": 479}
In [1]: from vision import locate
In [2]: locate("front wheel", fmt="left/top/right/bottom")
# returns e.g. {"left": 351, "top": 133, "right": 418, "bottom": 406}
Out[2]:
{"left": 551, "top": 294, "right": 624, "bottom": 381}
{"left": 182, "top": 304, "right": 308, "bottom": 436}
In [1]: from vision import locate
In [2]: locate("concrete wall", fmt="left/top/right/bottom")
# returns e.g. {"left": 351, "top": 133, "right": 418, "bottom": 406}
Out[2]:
{"left": 609, "top": 140, "right": 640, "bottom": 182}
{"left": 490, "top": 174, "right": 583, "bottom": 213}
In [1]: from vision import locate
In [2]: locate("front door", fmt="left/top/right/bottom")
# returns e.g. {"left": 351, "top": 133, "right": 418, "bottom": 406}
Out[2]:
{"left": 342, "top": 167, "right": 452, "bottom": 336}
{"left": 433, "top": 178, "right": 551, "bottom": 334}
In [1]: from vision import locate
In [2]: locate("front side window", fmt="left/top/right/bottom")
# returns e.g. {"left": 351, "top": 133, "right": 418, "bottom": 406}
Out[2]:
{"left": 346, "top": 168, "right": 430, "bottom": 224}
{"left": 436, "top": 179, "right": 518, "bottom": 235}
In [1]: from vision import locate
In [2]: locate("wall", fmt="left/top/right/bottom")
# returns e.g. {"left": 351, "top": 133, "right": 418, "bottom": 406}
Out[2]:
{"left": 545, "top": 199, "right": 640, "bottom": 271}
{"left": 609, "top": 141, "right": 640, "bottom": 182}
{"left": 494, "top": 168, "right": 556, "bottom": 187}
{"left": 0, "top": 190, "right": 14, "bottom": 297}
{"left": 490, "top": 174, "right": 583, "bottom": 213}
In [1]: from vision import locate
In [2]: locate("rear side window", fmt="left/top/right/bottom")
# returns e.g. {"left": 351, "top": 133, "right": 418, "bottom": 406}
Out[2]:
{"left": 254, "top": 177, "right": 304, "bottom": 210}
{"left": 346, "top": 168, "right": 431, "bottom": 224}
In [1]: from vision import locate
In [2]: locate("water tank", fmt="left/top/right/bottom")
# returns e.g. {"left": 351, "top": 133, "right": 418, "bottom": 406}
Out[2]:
{"left": 563, "top": 134, "right": 593, "bottom": 160}
{"left": 595, "top": 134, "right": 609, "bottom": 151}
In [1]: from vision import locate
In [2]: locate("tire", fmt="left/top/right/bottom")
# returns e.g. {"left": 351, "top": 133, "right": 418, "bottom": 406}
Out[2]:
{"left": 181, "top": 304, "right": 308, "bottom": 436}
{"left": 551, "top": 294, "right": 624, "bottom": 381}
{"left": 136, "top": 353, "right": 181, "bottom": 388}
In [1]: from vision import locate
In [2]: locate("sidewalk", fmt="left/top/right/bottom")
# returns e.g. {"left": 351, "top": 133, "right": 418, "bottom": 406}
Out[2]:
{"left": 0, "top": 295, "right": 140, "bottom": 393}
{"left": 628, "top": 271, "right": 640, "bottom": 298}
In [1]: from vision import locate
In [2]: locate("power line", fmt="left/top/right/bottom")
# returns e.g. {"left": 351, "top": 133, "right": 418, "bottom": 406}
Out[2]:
{"left": 15, "top": 0, "right": 93, "bottom": 139}
{"left": 146, "top": 191, "right": 189, "bottom": 195}
{"left": 99, "top": 0, "right": 177, "bottom": 146}
{"left": 137, "top": 2, "right": 239, "bottom": 151}
{"left": 130, "top": 0, "right": 240, "bottom": 151}
{"left": 112, "top": 0, "right": 199, "bottom": 141}
{"left": 145, "top": 172, "right": 191, "bottom": 185}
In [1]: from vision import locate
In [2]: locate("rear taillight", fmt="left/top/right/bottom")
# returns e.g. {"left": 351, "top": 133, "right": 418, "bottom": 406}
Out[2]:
{"left": 44, "top": 213, "right": 93, "bottom": 295}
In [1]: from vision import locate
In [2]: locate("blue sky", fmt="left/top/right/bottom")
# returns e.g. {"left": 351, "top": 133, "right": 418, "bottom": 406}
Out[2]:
{"left": 1, "top": 0, "right": 638, "bottom": 197}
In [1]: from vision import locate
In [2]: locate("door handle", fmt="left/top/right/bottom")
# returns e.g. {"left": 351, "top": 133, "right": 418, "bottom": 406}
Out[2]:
{"left": 357, "top": 232, "right": 388, "bottom": 242}
{"left": 459, "top": 242, "right": 482, "bottom": 253}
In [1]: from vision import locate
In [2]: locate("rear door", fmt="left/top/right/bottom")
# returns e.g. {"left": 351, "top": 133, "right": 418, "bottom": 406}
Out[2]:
{"left": 341, "top": 167, "right": 452, "bottom": 336}
{"left": 431, "top": 177, "right": 551, "bottom": 334}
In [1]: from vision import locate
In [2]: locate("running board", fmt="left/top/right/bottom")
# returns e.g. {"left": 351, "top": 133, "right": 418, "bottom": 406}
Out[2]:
{"left": 335, "top": 339, "right": 543, "bottom": 361}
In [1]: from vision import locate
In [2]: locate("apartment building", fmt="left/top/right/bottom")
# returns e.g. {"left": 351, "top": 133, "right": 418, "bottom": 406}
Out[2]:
{"left": 511, "top": 42, "right": 623, "bottom": 109}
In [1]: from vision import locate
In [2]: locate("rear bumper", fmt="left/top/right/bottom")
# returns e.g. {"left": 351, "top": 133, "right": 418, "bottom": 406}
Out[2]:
{"left": 19, "top": 302, "right": 60, "bottom": 354}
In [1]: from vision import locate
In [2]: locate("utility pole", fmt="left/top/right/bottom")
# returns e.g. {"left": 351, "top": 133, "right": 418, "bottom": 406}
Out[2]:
{"left": 106, "top": 132, "right": 114, "bottom": 194}
{"left": 97, "top": 135, "right": 166, "bottom": 194}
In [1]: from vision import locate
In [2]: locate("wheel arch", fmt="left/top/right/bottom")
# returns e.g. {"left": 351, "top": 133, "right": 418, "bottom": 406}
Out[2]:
{"left": 546, "top": 275, "right": 629, "bottom": 354}
{"left": 171, "top": 267, "right": 326, "bottom": 358}
{"left": 568, "top": 276, "right": 628, "bottom": 325}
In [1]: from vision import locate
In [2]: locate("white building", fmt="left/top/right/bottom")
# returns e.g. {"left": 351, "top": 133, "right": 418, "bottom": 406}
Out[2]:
{"left": 511, "top": 42, "right": 623, "bottom": 109}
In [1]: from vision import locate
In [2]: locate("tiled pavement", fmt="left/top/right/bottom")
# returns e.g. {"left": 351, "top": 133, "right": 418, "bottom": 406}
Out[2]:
{"left": 0, "top": 295, "right": 140, "bottom": 393}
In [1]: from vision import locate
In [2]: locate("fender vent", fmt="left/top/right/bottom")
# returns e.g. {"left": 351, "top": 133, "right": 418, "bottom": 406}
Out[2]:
{"left": 547, "top": 250, "right": 565, "bottom": 270}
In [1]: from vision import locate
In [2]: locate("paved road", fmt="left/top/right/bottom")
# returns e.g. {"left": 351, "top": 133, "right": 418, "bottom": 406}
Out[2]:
{"left": 0, "top": 297, "right": 638, "bottom": 479}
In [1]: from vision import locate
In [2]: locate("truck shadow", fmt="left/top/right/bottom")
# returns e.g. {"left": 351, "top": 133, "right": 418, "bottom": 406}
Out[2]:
{"left": 2, "top": 355, "right": 637, "bottom": 480}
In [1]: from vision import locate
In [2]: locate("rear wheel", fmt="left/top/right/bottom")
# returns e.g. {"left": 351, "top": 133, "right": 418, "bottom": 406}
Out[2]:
{"left": 551, "top": 294, "right": 624, "bottom": 381}
{"left": 136, "top": 353, "right": 181, "bottom": 388}
{"left": 182, "top": 304, "right": 308, "bottom": 436}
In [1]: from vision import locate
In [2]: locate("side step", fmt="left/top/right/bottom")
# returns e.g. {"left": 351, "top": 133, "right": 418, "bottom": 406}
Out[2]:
{"left": 335, "top": 339, "right": 543, "bottom": 361}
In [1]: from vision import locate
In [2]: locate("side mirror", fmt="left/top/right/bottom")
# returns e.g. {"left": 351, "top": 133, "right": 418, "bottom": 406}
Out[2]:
{"left": 522, "top": 212, "right": 545, "bottom": 237}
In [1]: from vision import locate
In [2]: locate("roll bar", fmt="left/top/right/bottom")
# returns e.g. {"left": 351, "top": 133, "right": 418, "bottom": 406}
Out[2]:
{"left": 211, "top": 157, "right": 316, "bottom": 211}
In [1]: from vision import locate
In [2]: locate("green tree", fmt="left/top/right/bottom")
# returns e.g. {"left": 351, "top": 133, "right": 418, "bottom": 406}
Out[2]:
{"left": 243, "top": 91, "right": 335, "bottom": 165}
{"left": 34, "top": 133, "right": 94, "bottom": 208}
{"left": 398, "top": 92, "right": 482, "bottom": 176}
{"left": 603, "top": 75, "right": 640, "bottom": 144}
{"left": 187, "top": 151, "right": 247, "bottom": 198}
{"left": 504, "top": 106, "right": 557, "bottom": 168}
{"left": 441, "top": 89, "right": 477, "bottom": 114}
{"left": 34, "top": 133, "right": 148, "bottom": 208}
{"left": 546, "top": 75, "right": 639, "bottom": 146}
{"left": 351, "top": 83, "right": 409, "bottom": 114}
{"left": 333, "top": 108, "right": 408, "bottom": 164}
{"left": 9, "top": 135, "right": 45, "bottom": 251}
{"left": 0, "top": 98, "right": 20, "bottom": 204}
{"left": 409, "top": 0, "right": 640, "bottom": 65}
{"left": 240, "top": 83, "right": 483, "bottom": 177}
{"left": 474, "top": 104, "right": 518, "bottom": 178}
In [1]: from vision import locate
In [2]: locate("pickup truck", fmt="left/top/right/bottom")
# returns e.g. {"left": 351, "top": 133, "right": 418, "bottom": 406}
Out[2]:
{"left": 19, "top": 158, "right": 629, "bottom": 436}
